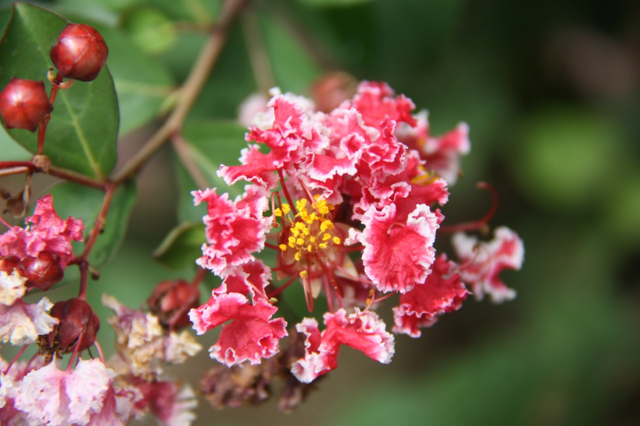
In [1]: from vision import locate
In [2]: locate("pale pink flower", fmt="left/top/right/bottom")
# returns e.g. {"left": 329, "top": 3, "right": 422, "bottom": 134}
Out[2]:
{"left": 0, "top": 270, "right": 27, "bottom": 306}
{"left": 0, "top": 297, "right": 58, "bottom": 345}
{"left": 15, "top": 359, "right": 111, "bottom": 426}
{"left": 452, "top": 226, "right": 524, "bottom": 303}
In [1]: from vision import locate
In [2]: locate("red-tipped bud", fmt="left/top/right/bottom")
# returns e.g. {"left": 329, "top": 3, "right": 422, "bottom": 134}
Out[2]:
{"left": 50, "top": 24, "right": 109, "bottom": 82}
{"left": 148, "top": 279, "right": 200, "bottom": 330}
{"left": 0, "top": 78, "right": 53, "bottom": 132}
{"left": 46, "top": 298, "right": 100, "bottom": 354}
{"left": 0, "top": 255, "right": 22, "bottom": 274}
{"left": 20, "top": 251, "right": 64, "bottom": 291}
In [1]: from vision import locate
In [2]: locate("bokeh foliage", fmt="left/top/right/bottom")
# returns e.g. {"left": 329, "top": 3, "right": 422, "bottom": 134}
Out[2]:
{"left": 1, "top": 0, "right": 639, "bottom": 425}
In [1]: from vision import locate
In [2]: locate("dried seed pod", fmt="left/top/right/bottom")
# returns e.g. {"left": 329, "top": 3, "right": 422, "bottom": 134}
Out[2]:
{"left": 45, "top": 298, "right": 100, "bottom": 354}
{"left": 147, "top": 279, "right": 200, "bottom": 330}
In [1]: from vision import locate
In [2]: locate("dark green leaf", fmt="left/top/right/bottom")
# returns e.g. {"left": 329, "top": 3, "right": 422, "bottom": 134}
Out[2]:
{"left": 47, "top": 181, "right": 137, "bottom": 268}
{"left": 260, "top": 15, "right": 321, "bottom": 94}
{"left": 153, "top": 221, "right": 205, "bottom": 270}
{"left": 0, "top": 3, "right": 119, "bottom": 179}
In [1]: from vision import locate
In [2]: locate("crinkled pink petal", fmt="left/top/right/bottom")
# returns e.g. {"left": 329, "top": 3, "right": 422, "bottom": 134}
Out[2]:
{"left": 291, "top": 309, "right": 394, "bottom": 383}
{"left": 218, "top": 144, "right": 280, "bottom": 188}
{"left": 193, "top": 186, "right": 271, "bottom": 277}
{"left": 219, "top": 259, "right": 271, "bottom": 299}
{"left": 189, "top": 292, "right": 287, "bottom": 366}
{"left": 393, "top": 254, "right": 469, "bottom": 337}
{"left": 357, "top": 204, "right": 439, "bottom": 293}
{"left": 0, "top": 298, "right": 59, "bottom": 345}
{"left": 452, "top": 226, "right": 524, "bottom": 303}
{"left": 0, "top": 195, "right": 84, "bottom": 268}
{"left": 350, "top": 81, "right": 417, "bottom": 129}
{"left": 132, "top": 378, "right": 197, "bottom": 426}
{"left": 15, "top": 359, "right": 110, "bottom": 426}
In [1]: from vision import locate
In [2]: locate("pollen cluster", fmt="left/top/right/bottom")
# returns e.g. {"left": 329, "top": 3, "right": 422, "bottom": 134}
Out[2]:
{"left": 274, "top": 196, "right": 341, "bottom": 262}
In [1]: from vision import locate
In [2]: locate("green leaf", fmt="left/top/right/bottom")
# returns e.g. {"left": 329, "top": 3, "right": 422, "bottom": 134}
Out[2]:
{"left": 0, "top": 3, "right": 119, "bottom": 179}
{"left": 260, "top": 15, "right": 321, "bottom": 94}
{"left": 510, "top": 106, "right": 623, "bottom": 212}
{"left": 47, "top": 181, "right": 137, "bottom": 268}
{"left": 90, "top": 23, "right": 175, "bottom": 134}
{"left": 0, "top": 125, "right": 30, "bottom": 160}
{"left": 176, "top": 120, "right": 248, "bottom": 222}
{"left": 153, "top": 222, "right": 205, "bottom": 270}
{"left": 121, "top": 7, "right": 177, "bottom": 55}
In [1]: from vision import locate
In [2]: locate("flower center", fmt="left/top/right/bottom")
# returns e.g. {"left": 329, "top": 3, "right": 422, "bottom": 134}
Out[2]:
{"left": 274, "top": 196, "right": 342, "bottom": 263}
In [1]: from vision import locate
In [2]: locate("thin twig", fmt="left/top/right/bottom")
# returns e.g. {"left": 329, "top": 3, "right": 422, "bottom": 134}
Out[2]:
{"left": 241, "top": 8, "right": 276, "bottom": 94}
{"left": 171, "top": 131, "right": 210, "bottom": 190}
{"left": 112, "top": 0, "right": 249, "bottom": 183}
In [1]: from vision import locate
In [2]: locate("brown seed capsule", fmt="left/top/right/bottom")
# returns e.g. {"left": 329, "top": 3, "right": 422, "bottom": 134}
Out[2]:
{"left": 147, "top": 279, "right": 200, "bottom": 330}
{"left": 0, "top": 78, "right": 53, "bottom": 132}
{"left": 46, "top": 298, "right": 100, "bottom": 354}
{"left": 20, "top": 251, "right": 64, "bottom": 291}
{"left": 50, "top": 24, "right": 109, "bottom": 82}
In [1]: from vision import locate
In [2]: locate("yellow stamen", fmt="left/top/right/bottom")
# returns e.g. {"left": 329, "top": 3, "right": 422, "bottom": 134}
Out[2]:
{"left": 279, "top": 244, "right": 287, "bottom": 251}
{"left": 282, "top": 204, "right": 291, "bottom": 214}
{"left": 333, "top": 236, "right": 341, "bottom": 245}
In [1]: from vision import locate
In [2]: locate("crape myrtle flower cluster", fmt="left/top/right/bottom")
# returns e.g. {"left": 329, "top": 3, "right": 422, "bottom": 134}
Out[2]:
{"left": 189, "top": 82, "right": 524, "bottom": 391}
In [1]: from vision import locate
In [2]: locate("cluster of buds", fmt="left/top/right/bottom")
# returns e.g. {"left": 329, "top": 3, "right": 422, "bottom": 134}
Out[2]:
{"left": 0, "top": 23, "right": 108, "bottom": 133}
{"left": 189, "top": 81, "right": 524, "bottom": 407}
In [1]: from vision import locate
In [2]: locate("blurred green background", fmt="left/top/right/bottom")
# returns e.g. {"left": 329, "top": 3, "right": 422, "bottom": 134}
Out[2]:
{"left": 1, "top": 0, "right": 639, "bottom": 425}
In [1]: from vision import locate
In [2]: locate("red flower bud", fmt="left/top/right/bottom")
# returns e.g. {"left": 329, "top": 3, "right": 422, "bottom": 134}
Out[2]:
{"left": 147, "top": 279, "right": 200, "bottom": 330}
{"left": 46, "top": 298, "right": 100, "bottom": 354}
{"left": 50, "top": 24, "right": 109, "bottom": 82}
{"left": 20, "top": 251, "right": 64, "bottom": 291}
{"left": 0, "top": 255, "right": 22, "bottom": 274}
{"left": 0, "top": 78, "right": 53, "bottom": 132}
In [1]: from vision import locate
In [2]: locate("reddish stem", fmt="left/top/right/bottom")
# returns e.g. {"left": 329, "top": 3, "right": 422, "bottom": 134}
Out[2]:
{"left": 94, "top": 341, "right": 106, "bottom": 364}
{"left": 81, "top": 184, "right": 116, "bottom": 259}
{"left": 265, "top": 242, "right": 281, "bottom": 251}
{"left": 439, "top": 182, "right": 498, "bottom": 234}
{"left": 0, "top": 161, "right": 34, "bottom": 170}
{"left": 37, "top": 74, "right": 63, "bottom": 155}
{"left": 3, "top": 344, "right": 29, "bottom": 374}
{"left": 268, "top": 275, "right": 297, "bottom": 299}
{"left": 48, "top": 165, "right": 108, "bottom": 190}
{"left": 278, "top": 169, "right": 296, "bottom": 213}
{"left": 191, "top": 267, "right": 207, "bottom": 288}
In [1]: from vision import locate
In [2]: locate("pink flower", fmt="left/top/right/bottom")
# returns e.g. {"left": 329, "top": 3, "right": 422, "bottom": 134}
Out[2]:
{"left": 193, "top": 186, "right": 272, "bottom": 277}
{"left": 15, "top": 359, "right": 112, "bottom": 426}
{"left": 0, "top": 194, "right": 84, "bottom": 269}
{"left": 0, "top": 297, "right": 58, "bottom": 345}
{"left": 130, "top": 378, "right": 197, "bottom": 426}
{"left": 350, "top": 203, "right": 439, "bottom": 294}
{"left": 393, "top": 254, "right": 469, "bottom": 337}
{"left": 291, "top": 308, "right": 394, "bottom": 383}
{"left": 396, "top": 111, "right": 470, "bottom": 184}
{"left": 189, "top": 280, "right": 287, "bottom": 366}
{"left": 452, "top": 226, "right": 524, "bottom": 303}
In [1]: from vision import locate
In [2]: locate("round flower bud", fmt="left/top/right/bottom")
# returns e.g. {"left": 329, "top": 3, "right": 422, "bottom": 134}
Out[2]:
{"left": 0, "top": 255, "right": 22, "bottom": 274}
{"left": 45, "top": 298, "right": 100, "bottom": 354}
{"left": 20, "top": 251, "right": 64, "bottom": 291}
{"left": 0, "top": 78, "right": 53, "bottom": 132}
{"left": 50, "top": 24, "right": 109, "bottom": 82}
{"left": 148, "top": 279, "right": 200, "bottom": 330}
